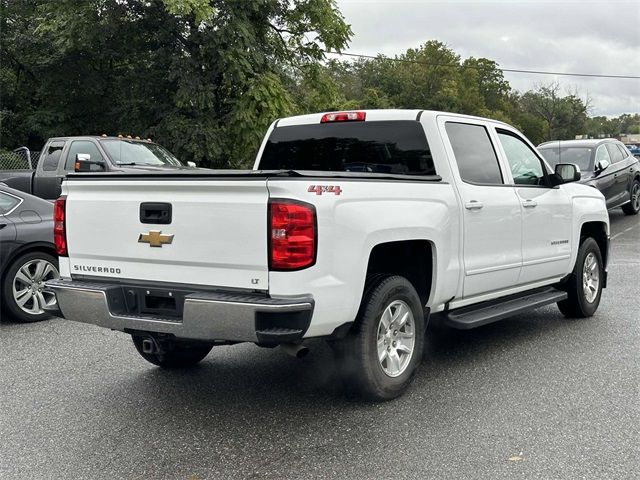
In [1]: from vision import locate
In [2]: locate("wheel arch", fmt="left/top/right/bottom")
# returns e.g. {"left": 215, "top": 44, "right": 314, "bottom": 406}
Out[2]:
{"left": 579, "top": 221, "right": 608, "bottom": 269}
{"left": 0, "top": 242, "right": 57, "bottom": 280}
{"left": 364, "top": 239, "right": 435, "bottom": 307}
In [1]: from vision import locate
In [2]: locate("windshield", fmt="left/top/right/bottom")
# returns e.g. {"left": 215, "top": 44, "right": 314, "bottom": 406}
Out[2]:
{"left": 101, "top": 140, "right": 183, "bottom": 167}
{"left": 538, "top": 146, "right": 593, "bottom": 171}
{"left": 260, "top": 121, "right": 436, "bottom": 175}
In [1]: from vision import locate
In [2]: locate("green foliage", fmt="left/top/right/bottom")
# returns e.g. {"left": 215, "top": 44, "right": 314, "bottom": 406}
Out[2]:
{"left": 161, "top": 0, "right": 215, "bottom": 25}
{"left": 518, "top": 83, "right": 589, "bottom": 141}
{"left": 1, "top": 0, "right": 634, "bottom": 166}
{"left": 584, "top": 113, "right": 640, "bottom": 138}
{"left": 317, "top": 42, "right": 515, "bottom": 121}
{"left": 1, "top": 0, "right": 351, "bottom": 167}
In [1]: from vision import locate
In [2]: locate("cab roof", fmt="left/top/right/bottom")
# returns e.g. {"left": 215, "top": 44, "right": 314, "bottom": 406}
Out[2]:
{"left": 275, "top": 109, "right": 513, "bottom": 129}
{"left": 47, "top": 135, "right": 154, "bottom": 143}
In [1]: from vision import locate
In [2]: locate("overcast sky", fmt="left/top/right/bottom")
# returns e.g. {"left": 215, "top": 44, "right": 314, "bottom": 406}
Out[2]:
{"left": 331, "top": 0, "right": 640, "bottom": 117}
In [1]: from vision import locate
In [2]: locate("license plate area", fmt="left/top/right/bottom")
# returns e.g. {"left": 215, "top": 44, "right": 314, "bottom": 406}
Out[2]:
{"left": 113, "top": 287, "right": 194, "bottom": 319}
{"left": 143, "top": 293, "right": 176, "bottom": 315}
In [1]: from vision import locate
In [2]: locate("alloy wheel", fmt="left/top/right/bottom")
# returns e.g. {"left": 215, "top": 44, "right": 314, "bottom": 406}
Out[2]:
{"left": 376, "top": 300, "right": 416, "bottom": 377}
{"left": 582, "top": 252, "right": 600, "bottom": 304}
{"left": 11, "top": 259, "right": 59, "bottom": 315}
{"left": 632, "top": 183, "right": 640, "bottom": 212}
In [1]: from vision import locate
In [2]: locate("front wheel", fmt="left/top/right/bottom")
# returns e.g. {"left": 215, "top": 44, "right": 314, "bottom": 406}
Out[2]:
{"left": 333, "top": 275, "right": 425, "bottom": 401}
{"left": 132, "top": 336, "right": 214, "bottom": 368}
{"left": 557, "top": 237, "right": 604, "bottom": 318}
{"left": 621, "top": 179, "right": 640, "bottom": 215}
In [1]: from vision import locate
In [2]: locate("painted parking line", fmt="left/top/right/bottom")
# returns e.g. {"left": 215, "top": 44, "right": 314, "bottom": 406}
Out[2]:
{"left": 611, "top": 224, "right": 639, "bottom": 240}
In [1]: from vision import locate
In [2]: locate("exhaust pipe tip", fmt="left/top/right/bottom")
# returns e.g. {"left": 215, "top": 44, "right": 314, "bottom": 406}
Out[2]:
{"left": 280, "top": 343, "right": 309, "bottom": 359}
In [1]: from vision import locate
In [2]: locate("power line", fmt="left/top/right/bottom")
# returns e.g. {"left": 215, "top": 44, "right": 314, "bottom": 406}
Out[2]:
{"left": 325, "top": 51, "right": 640, "bottom": 80}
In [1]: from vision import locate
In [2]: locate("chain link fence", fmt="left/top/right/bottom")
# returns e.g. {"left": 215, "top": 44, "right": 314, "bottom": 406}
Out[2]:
{"left": 0, "top": 148, "right": 40, "bottom": 170}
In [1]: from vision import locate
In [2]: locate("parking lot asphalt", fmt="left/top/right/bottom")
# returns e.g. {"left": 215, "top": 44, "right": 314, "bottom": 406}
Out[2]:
{"left": 1, "top": 211, "right": 638, "bottom": 480}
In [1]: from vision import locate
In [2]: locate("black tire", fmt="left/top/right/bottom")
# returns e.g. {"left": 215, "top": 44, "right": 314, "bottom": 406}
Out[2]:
{"left": 557, "top": 237, "right": 603, "bottom": 318}
{"left": 132, "top": 336, "right": 213, "bottom": 368}
{"left": 334, "top": 275, "right": 425, "bottom": 401}
{"left": 1, "top": 251, "right": 59, "bottom": 323}
{"left": 621, "top": 179, "right": 640, "bottom": 215}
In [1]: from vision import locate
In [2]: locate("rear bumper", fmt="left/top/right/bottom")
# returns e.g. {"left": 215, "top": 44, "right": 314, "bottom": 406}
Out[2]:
{"left": 46, "top": 279, "right": 314, "bottom": 343}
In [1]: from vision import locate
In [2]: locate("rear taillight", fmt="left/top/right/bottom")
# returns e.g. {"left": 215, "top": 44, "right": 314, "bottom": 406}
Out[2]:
{"left": 320, "top": 111, "right": 366, "bottom": 123}
{"left": 54, "top": 196, "right": 67, "bottom": 256}
{"left": 269, "top": 200, "right": 316, "bottom": 271}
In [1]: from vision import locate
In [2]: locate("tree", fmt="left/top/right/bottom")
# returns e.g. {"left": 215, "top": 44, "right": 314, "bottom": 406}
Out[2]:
{"left": 312, "top": 42, "right": 513, "bottom": 121}
{"left": 519, "top": 82, "right": 590, "bottom": 141}
{"left": 461, "top": 57, "right": 511, "bottom": 115}
{"left": 0, "top": 0, "right": 352, "bottom": 167}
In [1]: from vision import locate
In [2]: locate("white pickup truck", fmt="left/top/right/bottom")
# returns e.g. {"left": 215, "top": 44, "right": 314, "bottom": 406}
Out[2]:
{"left": 46, "top": 110, "right": 609, "bottom": 400}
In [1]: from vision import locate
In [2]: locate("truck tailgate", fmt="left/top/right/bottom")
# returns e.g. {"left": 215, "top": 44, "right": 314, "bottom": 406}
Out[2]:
{"left": 64, "top": 178, "right": 269, "bottom": 290}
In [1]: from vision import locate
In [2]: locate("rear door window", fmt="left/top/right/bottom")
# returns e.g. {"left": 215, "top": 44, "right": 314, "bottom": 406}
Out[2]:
{"left": 260, "top": 120, "right": 436, "bottom": 175}
{"left": 41, "top": 143, "right": 65, "bottom": 172}
{"left": 606, "top": 143, "right": 625, "bottom": 164}
{"left": 445, "top": 122, "right": 503, "bottom": 184}
{"left": 617, "top": 145, "right": 631, "bottom": 159}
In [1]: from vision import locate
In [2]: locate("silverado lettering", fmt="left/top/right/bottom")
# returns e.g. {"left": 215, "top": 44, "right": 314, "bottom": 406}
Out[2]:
{"left": 73, "top": 265, "right": 122, "bottom": 274}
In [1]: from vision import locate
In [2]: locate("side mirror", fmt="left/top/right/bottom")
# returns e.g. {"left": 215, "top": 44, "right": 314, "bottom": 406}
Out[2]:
{"left": 554, "top": 163, "right": 581, "bottom": 184}
{"left": 187, "top": 161, "right": 196, "bottom": 168}
{"left": 75, "top": 153, "right": 105, "bottom": 172}
{"left": 594, "top": 159, "right": 610, "bottom": 174}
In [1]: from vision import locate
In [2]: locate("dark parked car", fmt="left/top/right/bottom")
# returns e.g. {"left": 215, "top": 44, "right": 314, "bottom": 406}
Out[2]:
{"left": 0, "top": 136, "right": 193, "bottom": 201}
{"left": 538, "top": 139, "right": 640, "bottom": 215}
{"left": 0, "top": 184, "right": 59, "bottom": 322}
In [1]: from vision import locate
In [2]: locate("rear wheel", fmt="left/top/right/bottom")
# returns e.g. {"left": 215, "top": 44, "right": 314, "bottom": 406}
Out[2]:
{"left": 334, "top": 275, "right": 425, "bottom": 401}
{"left": 1, "top": 251, "right": 59, "bottom": 323}
{"left": 557, "top": 237, "right": 603, "bottom": 318}
{"left": 132, "top": 336, "right": 213, "bottom": 368}
{"left": 621, "top": 179, "right": 640, "bottom": 215}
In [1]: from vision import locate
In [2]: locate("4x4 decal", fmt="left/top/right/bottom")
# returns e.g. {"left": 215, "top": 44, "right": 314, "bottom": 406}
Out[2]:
{"left": 308, "top": 185, "right": 342, "bottom": 196}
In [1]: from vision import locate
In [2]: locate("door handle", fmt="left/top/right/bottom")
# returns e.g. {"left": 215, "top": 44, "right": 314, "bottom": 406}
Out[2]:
{"left": 0, "top": 223, "right": 7, "bottom": 230}
{"left": 522, "top": 199, "right": 537, "bottom": 208}
{"left": 465, "top": 200, "right": 484, "bottom": 210}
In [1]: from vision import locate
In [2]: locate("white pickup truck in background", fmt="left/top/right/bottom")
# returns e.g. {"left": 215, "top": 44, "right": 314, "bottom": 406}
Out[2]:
{"left": 46, "top": 109, "right": 609, "bottom": 400}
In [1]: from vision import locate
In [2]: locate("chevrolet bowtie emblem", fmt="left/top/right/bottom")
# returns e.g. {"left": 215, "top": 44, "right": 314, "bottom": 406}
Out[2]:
{"left": 138, "top": 230, "right": 174, "bottom": 248}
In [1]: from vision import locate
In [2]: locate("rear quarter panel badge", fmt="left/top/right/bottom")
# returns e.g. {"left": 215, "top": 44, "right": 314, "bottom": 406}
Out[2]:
{"left": 308, "top": 185, "right": 342, "bottom": 195}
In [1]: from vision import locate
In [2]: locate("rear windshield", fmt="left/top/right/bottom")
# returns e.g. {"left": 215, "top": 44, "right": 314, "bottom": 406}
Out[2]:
{"left": 260, "top": 120, "right": 436, "bottom": 175}
{"left": 538, "top": 146, "right": 593, "bottom": 171}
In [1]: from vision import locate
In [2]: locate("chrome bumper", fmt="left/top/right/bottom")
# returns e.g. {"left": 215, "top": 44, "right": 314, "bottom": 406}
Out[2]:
{"left": 46, "top": 279, "right": 314, "bottom": 343}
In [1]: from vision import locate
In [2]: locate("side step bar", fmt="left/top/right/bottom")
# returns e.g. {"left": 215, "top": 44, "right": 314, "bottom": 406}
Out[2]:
{"left": 445, "top": 287, "right": 568, "bottom": 330}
